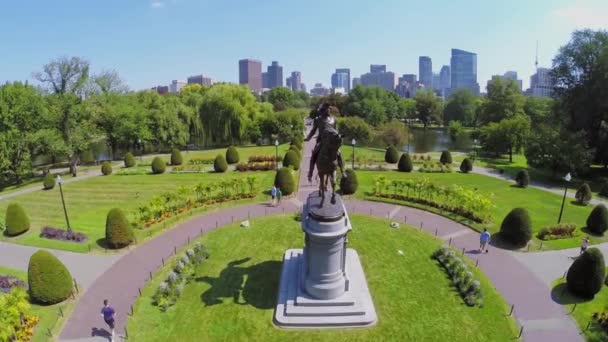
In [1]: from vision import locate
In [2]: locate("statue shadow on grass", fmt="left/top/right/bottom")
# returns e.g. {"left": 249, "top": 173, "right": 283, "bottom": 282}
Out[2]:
{"left": 550, "top": 283, "right": 593, "bottom": 305}
{"left": 196, "top": 257, "right": 281, "bottom": 310}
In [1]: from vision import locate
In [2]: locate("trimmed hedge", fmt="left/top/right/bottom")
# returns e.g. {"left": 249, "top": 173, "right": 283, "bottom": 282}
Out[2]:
{"left": 460, "top": 158, "right": 473, "bottom": 173}
{"left": 151, "top": 157, "right": 166, "bottom": 174}
{"left": 105, "top": 208, "right": 134, "bottom": 249}
{"left": 385, "top": 146, "right": 399, "bottom": 164}
{"left": 586, "top": 204, "right": 608, "bottom": 235}
{"left": 340, "top": 169, "right": 358, "bottom": 195}
{"left": 226, "top": 146, "right": 240, "bottom": 164}
{"left": 170, "top": 149, "right": 183, "bottom": 166}
{"left": 101, "top": 161, "right": 112, "bottom": 176}
{"left": 566, "top": 248, "right": 606, "bottom": 298}
{"left": 283, "top": 150, "right": 301, "bottom": 170}
{"left": 5, "top": 203, "right": 30, "bottom": 236}
{"left": 440, "top": 150, "right": 452, "bottom": 165}
{"left": 274, "top": 167, "right": 295, "bottom": 195}
{"left": 575, "top": 183, "right": 592, "bottom": 205}
{"left": 124, "top": 152, "right": 136, "bottom": 168}
{"left": 214, "top": 154, "right": 228, "bottom": 173}
{"left": 397, "top": 153, "right": 413, "bottom": 172}
{"left": 43, "top": 173, "right": 55, "bottom": 190}
{"left": 515, "top": 169, "right": 529, "bottom": 187}
{"left": 499, "top": 208, "right": 532, "bottom": 247}
{"left": 28, "top": 250, "right": 73, "bottom": 304}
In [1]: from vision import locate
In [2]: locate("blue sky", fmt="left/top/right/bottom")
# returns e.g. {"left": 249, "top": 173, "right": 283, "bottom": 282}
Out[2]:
{"left": 1, "top": 0, "right": 606, "bottom": 91}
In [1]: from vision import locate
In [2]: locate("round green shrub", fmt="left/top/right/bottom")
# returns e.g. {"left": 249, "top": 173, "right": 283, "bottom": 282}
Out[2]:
{"left": 101, "top": 161, "right": 112, "bottom": 176}
{"left": 291, "top": 138, "right": 303, "bottom": 150}
{"left": 283, "top": 150, "right": 301, "bottom": 170}
{"left": 575, "top": 183, "right": 592, "bottom": 205}
{"left": 289, "top": 144, "right": 301, "bottom": 155}
{"left": 105, "top": 208, "right": 134, "bottom": 249}
{"left": 214, "top": 154, "right": 228, "bottom": 173}
{"left": 515, "top": 169, "right": 529, "bottom": 187}
{"left": 124, "top": 152, "right": 136, "bottom": 168}
{"left": 225, "top": 146, "right": 240, "bottom": 164}
{"left": 170, "top": 148, "right": 183, "bottom": 166}
{"left": 274, "top": 167, "right": 295, "bottom": 195}
{"left": 397, "top": 153, "right": 413, "bottom": 172}
{"left": 460, "top": 158, "right": 473, "bottom": 173}
{"left": 80, "top": 150, "right": 95, "bottom": 165}
{"left": 566, "top": 248, "right": 606, "bottom": 298}
{"left": 499, "top": 208, "right": 532, "bottom": 247}
{"left": 586, "top": 204, "right": 608, "bottom": 235}
{"left": 43, "top": 173, "right": 55, "bottom": 190}
{"left": 599, "top": 183, "right": 608, "bottom": 198}
{"left": 385, "top": 146, "right": 399, "bottom": 164}
{"left": 28, "top": 250, "right": 73, "bottom": 304}
{"left": 440, "top": 150, "right": 452, "bottom": 165}
{"left": 5, "top": 203, "right": 30, "bottom": 236}
{"left": 151, "top": 157, "right": 166, "bottom": 174}
{"left": 340, "top": 169, "right": 358, "bottom": 195}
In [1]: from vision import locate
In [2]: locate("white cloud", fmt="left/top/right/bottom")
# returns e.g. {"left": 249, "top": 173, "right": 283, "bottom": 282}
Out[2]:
{"left": 551, "top": 0, "right": 608, "bottom": 29}
{"left": 150, "top": 1, "right": 164, "bottom": 9}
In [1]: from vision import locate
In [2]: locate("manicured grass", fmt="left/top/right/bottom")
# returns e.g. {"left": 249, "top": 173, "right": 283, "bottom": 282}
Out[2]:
{"left": 128, "top": 214, "right": 517, "bottom": 341}
{"left": 552, "top": 273, "right": 608, "bottom": 342}
{"left": 0, "top": 266, "right": 76, "bottom": 342}
{"left": 354, "top": 170, "right": 599, "bottom": 250}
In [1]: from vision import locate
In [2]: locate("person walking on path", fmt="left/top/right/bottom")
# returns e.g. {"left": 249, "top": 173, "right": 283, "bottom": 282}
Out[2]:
{"left": 580, "top": 237, "right": 590, "bottom": 255}
{"left": 479, "top": 228, "right": 491, "bottom": 253}
{"left": 277, "top": 188, "right": 283, "bottom": 205}
{"left": 271, "top": 185, "right": 277, "bottom": 206}
{"left": 100, "top": 299, "right": 116, "bottom": 341}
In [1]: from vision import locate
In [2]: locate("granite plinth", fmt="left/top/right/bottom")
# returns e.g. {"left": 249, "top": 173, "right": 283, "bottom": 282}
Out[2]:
{"left": 307, "top": 191, "right": 345, "bottom": 222}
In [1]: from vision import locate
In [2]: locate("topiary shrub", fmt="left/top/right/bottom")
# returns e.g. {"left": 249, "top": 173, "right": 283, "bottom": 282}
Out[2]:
{"left": 43, "top": 173, "right": 55, "bottom": 190}
{"left": 214, "top": 154, "right": 228, "bottom": 173}
{"left": 124, "top": 152, "right": 136, "bottom": 168}
{"left": 101, "top": 161, "right": 112, "bottom": 176}
{"left": 291, "top": 138, "right": 303, "bottom": 150}
{"left": 599, "top": 182, "right": 608, "bottom": 198}
{"left": 5, "top": 203, "right": 30, "bottom": 236}
{"left": 515, "top": 169, "right": 529, "bottom": 188}
{"left": 440, "top": 150, "right": 452, "bottom": 165}
{"left": 283, "top": 150, "right": 301, "bottom": 170}
{"left": 28, "top": 250, "right": 73, "bottom": 304}
{"left": 225, "top": 146, "right": 239, "bottom": 164}
{"left": 586, "top": 204, "right": 608, "bottom": 235}
{"left": 289, "top": 144, "right": 301, "bottom": 155}
{"left": 499, "top": 208, "right": 532, "bottom": 247}
{"left": 80, "top": 150, "right": 95, "bottom": 165}
{"left": 566, "top": 248, "right": 606, "bottom": 298}
{"left": 105, "top": 208, "right": 134, "bottom": 249}
{"left": 385, "top": 146, "right": 399, "bottom": 164}
{"left": 397, "top": 153, "right": 413, "bottom": 172}
{"left": 575, "top": 183, "right": 592, "bottom": 205}
{"left": 460, "top": 158, "right": 473, "bottom": 173}
{"left": 339, "top": 169, "right": 358, "bottom": 195}
{"left": 170, "top": 148, "right": 183, "bottom": 166}
{"left": 274, "top": 167, "right": 295, "bottom": 195}
{"left": 151, "top": 157, "right": 166, "bottom": 174}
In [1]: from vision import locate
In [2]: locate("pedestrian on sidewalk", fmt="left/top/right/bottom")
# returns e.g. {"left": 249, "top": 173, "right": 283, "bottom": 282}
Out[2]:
{"left": 271, "top": 185, "right": 277, "bottom": 206}
{"left": 277, "top": 188, "right": 283, "bottom": 205}
{"left": 580, "top": 237, "right": 589, "bottom": 255}
{"left": 101, "top": 299, "right": 115, "bottom": 340}
{"left": 479, "top": 228, "right": 491, "bottom": 253}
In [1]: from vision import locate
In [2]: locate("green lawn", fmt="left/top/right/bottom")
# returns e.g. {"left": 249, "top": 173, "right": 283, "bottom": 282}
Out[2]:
{"left": 354, "top": 170, "right": 599, "bottom": 250}
{"left": 128, "top": 214, "right": 517, "bottom": 342}
{"left": 0, "top": 266, "right": 76, "bottom": 342}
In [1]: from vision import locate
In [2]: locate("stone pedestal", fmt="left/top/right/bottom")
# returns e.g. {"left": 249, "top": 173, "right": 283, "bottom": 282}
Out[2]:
{"left": 274, "top": 192, "right": 377, "bottom": 328}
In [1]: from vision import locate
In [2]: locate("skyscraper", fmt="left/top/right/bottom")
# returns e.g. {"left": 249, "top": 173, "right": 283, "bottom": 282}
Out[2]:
{"left": 419, "top": 56, "right": 432, "bottom": 89}
{"left": 310, "top": 83, "right": 330, "bottom": 96}
{"left": 187, "top": 74, "right": 213, "bottom": 86}
{"left": 503, "top": 71, "right": 523, "bottom": 91}
{"left": 286, "top": 71, "right": 303, "bottom": 92}
{"left": 238, "top": 59, "right": 262, "bottom": 93}
{"left": 360, "top": 65, "right": 396, "bottom": 92}
{"left": 450, "top": 49, "right": 480, "bottom": 95}
{"left": 331, "top": 68, "right": 350, "bottom": 92}
{"left": 168, "top": 80, "right": 186, "bottom": 93}
{"left": 266, "top": 61, "right": 283, "bottom": 88}
{"left": 529, "top": 68, "right": 553, "bottom": 97}
{"left": 370, "top": 65, "right": 386, "bottom": 73}
{"left": 352, "top": 77, "right": 361, "bottom": 88}
{"left": 439, "top": 66, "right": 450, "bottom": 92}
{"left": 262, "top": 72, "right": 270, "bottom": 89}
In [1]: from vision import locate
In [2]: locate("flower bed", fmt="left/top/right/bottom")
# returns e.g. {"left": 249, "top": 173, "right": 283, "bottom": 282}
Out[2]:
{"left": 0, "top": 275, "right": 26, "bottom": 293}
{"left": 116, "top": 167, "right": 149, "bottom": 176}
{"left": 153, "top": 242, "right": 209, "bottom": 311}
{"left": 188, "top": 158, "right": 215, "bottom": 165}
{"left": 537, "top": 223, "right": 578, "bottom": 240}
{"left": 248, "top": 155, "right": 282, "bottom": 163}
{"left": 419, "top": 162, "right": 453, "bottom": 173}
{"left": 411, "top": 154, "right": 432, "bottom": 162}
{"left": 592, "top": 310, "right": 608, "bottom": 335}
{"left": 40, "top": 227, "right": 88, "bottom": 243}
{"left": 433, "top": 247, "right": 483, "bottom": 307}
{"left": 171, "top": 165, "right": 207, "bottom": 173}
{"left": 235, "top": 161, "right": 276, "bottom": 172}
{"left": 0, "top": 288, "right": 39, "bottom": 342}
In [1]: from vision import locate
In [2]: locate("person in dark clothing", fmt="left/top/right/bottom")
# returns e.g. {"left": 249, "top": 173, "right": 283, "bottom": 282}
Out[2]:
{"left": 100, "top": 299, "right": 116, "bottom": 340}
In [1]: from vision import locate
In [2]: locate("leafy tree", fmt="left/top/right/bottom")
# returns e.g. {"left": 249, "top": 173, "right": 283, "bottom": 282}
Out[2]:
{"left": 337, "top": 116, "right": 372, "bottom": 144}
{"left": 343, "top": 85, "right": 401, "bottom": 126}
{"left": 377, "top": 120, "right": 407, "bottom": 147}
{"left": 139, "top": 92, "right": 189, "bottom": 149}
{"left": 566, "top": 248, "right": 605, "bottom": 298}
{"left": 447, "top": 120, "right": 464, "bottom": 141}
{"left": 443, "top": 88, "right": 478, "bottom": 126}
{"left": 479, "top": 77, "right": 525, "bottom": 124}
{"left": 480, "top": 115, "right": 530, "bottom": 162}
{"left": 267, "top": 87, "right": 296, "bottom": 111}
{"left": 33, "top": 56, "right": 90, "bottom": 95}
{"left": 525, "top": 125, "right": 593, "bottom": 175}
{"left": 523, "top": 96, "right": 553, "bottom": 127}
{"left": 90, "top": 69, "right": 129, "bottom": 94}
{"left": 414, "top": 89, "right": 442, "bottom": 127}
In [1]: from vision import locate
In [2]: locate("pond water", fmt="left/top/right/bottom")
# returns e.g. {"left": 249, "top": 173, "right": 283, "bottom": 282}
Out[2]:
{"left": 404, "top": 127, "right": 473, "bottom": 153}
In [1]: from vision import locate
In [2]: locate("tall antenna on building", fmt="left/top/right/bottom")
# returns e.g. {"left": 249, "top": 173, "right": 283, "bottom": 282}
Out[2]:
{"left": 535, "top": 41, "right": 539, "bottom": 70}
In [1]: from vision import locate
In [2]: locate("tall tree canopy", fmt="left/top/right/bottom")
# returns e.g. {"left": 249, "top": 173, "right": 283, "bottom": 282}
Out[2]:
{"left": 443, "top": 88, "right": 478, "bottom": 126}
{"left": 414, "top": 89, "right": 442, "bottom": 127}
{"left": 479, "top": 77, "right": 525, "bottom": 124}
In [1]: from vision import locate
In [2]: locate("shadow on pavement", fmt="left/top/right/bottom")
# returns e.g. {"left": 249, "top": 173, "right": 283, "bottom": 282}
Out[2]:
{"left": 551, "top": 283, "right": 592, "bottom": 305}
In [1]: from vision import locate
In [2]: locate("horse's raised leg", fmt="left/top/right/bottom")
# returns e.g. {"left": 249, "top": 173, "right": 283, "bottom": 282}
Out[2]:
{"left": 319, "top": 173, "right": 326, "bottom": 207}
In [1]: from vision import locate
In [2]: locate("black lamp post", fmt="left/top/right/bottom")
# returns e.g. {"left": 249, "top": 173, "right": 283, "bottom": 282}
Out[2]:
{"left": 137, "top": 138, "right": 143, "bottom": 163}
{"left": 473, "top": 138, "right": 478, "bottom": 160}
{"left": 275, "top": 139, "right": 279, "bottom": 170}
{"left": 56, "top": 175, "right": 72, "bottom": 233}
{"left": 351, "top": 138, "right": 356, "bottom": 169}
{"left": 558, "top": 172, "right": 572, "bottom": 224}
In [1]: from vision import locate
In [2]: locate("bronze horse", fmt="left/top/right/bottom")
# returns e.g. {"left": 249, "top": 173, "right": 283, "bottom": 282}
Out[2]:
{"left": 315, "top": 127, "right": 346, "bottom": 207}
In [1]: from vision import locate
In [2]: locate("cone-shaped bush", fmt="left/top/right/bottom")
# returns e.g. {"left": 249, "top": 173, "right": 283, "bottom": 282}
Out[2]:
{"left": 460, "top": 158, "right": 473, "bottom": 173}
{"left": 291, "top": 138, "right": 303, "bottom": 150}
{"left": 274, "top": 167, "right": 295, "bottom": 195}
{"left": 385, "top": 146, "right": 399, "bottom": 164}
{"left": 586, "top": 204, "right": 608, "bottom": 235}
{"left": 5, "top": 203, "right": 30, "bottom": 236}
{"left": 43, "top": 173, "right": 55, "bottom": 190}
{"left": 599, "top": 183, "right": 608, "bottom": 198}
{"left": 170, "top": 148, "right": 183, "bottom": 166}
{"left": 225, "top": 146, "right": 239, "bottom": 164}
{"left": 566, "top": 248, "right": 606, "bottom": 298}
{"left": 340, "top": 169, "right": 358, "bottom": 195}
{"left": 124, "top": 152, "right": 136, "bottom": 168}
{"left": 283, "top": 150, "right": 301, "bottom": 170}
{"left": 151, "top": 157, "right": 166, "bottom": 174}
{"left": 105, "top": 208, "right": 134, "bottom": 249}
{"left": 499, "top": 208, "right": 532, "bottom": 247}
{"left": 575, "top": 183, "right": 592, "bottom": 205}
{"left": 440, "top": 150, "right": 452, "bottom": 165}
{"left": 28, "top": 250, "right": 73, "bottom": 304}
{"left": 101, "top": 161, "right": 112, "bottom": 176}
{"left": 397, "top": 153, "right": 413, "bottom": 172}
{"left": 214, "top": 154, "right": 228, "bottom": 173}
{"left": 289, "top": 144, "right": 301, "bottom": 155}
{"left": 515, "top": 169, "right": 529, "bottom": 187}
